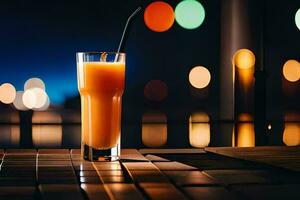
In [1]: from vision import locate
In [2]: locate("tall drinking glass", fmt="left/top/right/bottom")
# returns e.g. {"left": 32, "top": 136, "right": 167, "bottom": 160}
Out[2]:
{"left": 77, "top": 52, "right": 125, "bottom": 161}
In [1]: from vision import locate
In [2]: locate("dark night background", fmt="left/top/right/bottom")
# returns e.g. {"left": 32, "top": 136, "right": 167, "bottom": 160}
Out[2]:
{"left": 0, "top": 0, "right": 299, "bottom": 148}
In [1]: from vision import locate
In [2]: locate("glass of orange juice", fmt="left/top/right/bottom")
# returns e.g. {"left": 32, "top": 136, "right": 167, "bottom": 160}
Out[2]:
{"left": 77, "top": 52, "right": 125, "bottom": 161}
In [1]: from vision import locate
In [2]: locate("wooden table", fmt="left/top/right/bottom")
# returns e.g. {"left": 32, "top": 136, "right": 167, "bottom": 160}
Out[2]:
{"left": 0, "top": 147, "right": 299, "bottom": 200}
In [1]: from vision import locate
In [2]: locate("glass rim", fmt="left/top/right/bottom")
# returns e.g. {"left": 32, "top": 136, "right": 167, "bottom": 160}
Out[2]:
{"left": 76, "top": 52, "right": 126, "bottom": 55}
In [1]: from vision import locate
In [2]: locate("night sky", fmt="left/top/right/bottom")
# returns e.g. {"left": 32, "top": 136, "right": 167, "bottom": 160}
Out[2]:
{"left": 0, "top": 0, "right": 141, "bottom": 104}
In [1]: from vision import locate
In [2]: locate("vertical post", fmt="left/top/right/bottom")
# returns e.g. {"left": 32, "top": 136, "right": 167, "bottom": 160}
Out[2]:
{"left": 220, "top": 0, "right": 252, "bottom": 120}
{"left": 19, "top": 110, "right": 33, "bottom": 148}
{"left": 220, "top": 0, "right": 266, "bottom": 146}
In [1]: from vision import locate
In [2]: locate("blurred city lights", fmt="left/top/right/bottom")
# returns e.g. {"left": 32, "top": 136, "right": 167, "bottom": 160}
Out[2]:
{"left": 175, "top": 0, "right": 205, "bottom": 29}
{"left": 144, "top": 1, "right": 174, "bottom": 32}
{"left": 0, "top": 83, "right": 16, "bottom": 104}
{"left": 13, "top": 91, "right": 28, "bottom": 111}
{"left": 31, "top": 88, "right": 48, "bottom": 110}
{"left": 23, "top": 89, "right": 37, "bottom": 109}
{"left": 189, "top": 66, "right": 211, "bottom": 89}
{"left": 37, "top": 96, "right": 50, "bottom": 111}
{"left": 24, "top": 77, "right": 45, "bottom": 91}
{"left": 234, "top": 49, "right": 255, "bottom": 69}
{"left": 282, "top": 59, "right": 300, "bottom": 82}
{"left": 22, "top": 88, "right": 50, "bottom": 111}
{"left": 14, "top": 77, "right": 51, "bottom": 111}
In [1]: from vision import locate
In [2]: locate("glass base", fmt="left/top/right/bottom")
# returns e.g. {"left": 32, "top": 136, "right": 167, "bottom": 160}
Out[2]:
{"left": 82, "top": 143, "right": 120, "bottom": 161}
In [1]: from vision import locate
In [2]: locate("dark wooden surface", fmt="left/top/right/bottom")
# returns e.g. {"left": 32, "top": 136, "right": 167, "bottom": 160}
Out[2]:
{"left": 205, "top": 146, "right": 300, "bottom": 172}
{"left": 0, "top": 147, "right": 299, "bottom": 200}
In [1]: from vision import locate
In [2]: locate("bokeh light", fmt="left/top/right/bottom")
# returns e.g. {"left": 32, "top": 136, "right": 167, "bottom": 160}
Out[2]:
{"left": 142, "top": 111, "right": 167, "bottom": 148}
{"left": 144, "top": 1, "right": 174, "bottom": 32}
{"left": 283, "top": 123, "right": 300, "bottom": 146}
{"left": 267, "top": 124, "right": 272, "bottom": 130}
{"left": 175, "top": 0, "right": 205, "bottom": 29}
{"left": 238, "top": 113, "right": 252, "bottom": 122}
{"left": 235, "top": 113, "right": 255, "bottom": 147}
{"left": 144, "top": 80, "right": 168, "bottom": 101}
{"left": 22, "top": 88, "right": 50, "bottom": 110}
{"left": 31, "top": 88, "right": 48, "bottom": 110}
{"left": 21, "top": 77, "right": 50, "bottom": 110}
{"left": 189, "top": 112, "right": 210, "bottom": 148}
{"left": 24, "top": 77, "right": 45, "bottom": 91}
{"left": 0, "top": 83, "right": 16, "bottom": 104}
{"left": 23, "top": 89, "right": 37, "bottom": 109}
{"left": 13, "top": 91, "right": 28, "bottom": 111}
{"left": 282, "top": 60, "right": 300, "bottom": 82}
{"left": 234, "top": 49, "right": 255, "bottom": 69}
{"left": 32, "top": 112, "right": 62, "bottom": 148}
{"left": 296, "top": 8, "right": 300, "bottom": 31}
{"left": 32, "top": 125, "right": 62, "bottom": 148}
{"left": 189, "top": 66, "right": 211, "bottom": 89}
{"left": 236, "top": 122, "right": 255, "bottom": 147}
{"left": 0, "top": 125, "right": 20, "bottom": 147}
{"left": 32, "top": 111, "right": 62, "bottom": 123}
{"left": 37, "top": 96, "right": 50, "bottom": 111}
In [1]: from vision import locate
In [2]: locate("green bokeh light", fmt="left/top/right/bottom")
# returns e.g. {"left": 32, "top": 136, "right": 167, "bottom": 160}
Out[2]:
{"left": 175, "top": 0, "right": 205, "bottom": 30}
{"left": 296, "top": 8, "right": 300, "bottom": 31}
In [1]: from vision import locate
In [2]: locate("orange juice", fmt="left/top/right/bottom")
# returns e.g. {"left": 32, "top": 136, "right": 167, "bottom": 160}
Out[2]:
{"left": 77, "top": 61, "right": 125, "bottom": 150}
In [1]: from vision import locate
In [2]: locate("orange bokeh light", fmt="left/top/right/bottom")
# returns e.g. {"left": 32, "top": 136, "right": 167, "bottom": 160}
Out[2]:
{"left": 234, "top": 49, "right": 255, "bottom": 69}
{"left": 283, "top": 123, "right": 300, "bottom": 146}
{"left": 0, "top": 83, "right": 16, "bottom": 104}
{"left": 282, "top": 59, "right": 300, "bottom": 82}
{"left": 235, "top": 113, "right": 255, "bottom": 147}
{"left": 189, "top": 112, "right": 210, "bottom": 148}
{"left": 144, "top": 1, "right": 174, "bottom": 32}
{"left": 189, "top": 66, "right": 211, "bottom": 89}
{"left": 142, "top": 111, "right": 167, "bottom": 148}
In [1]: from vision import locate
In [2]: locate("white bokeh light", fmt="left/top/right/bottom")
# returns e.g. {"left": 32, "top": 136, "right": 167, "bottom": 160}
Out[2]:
{"left": 31, "top": 88, "right": 48, "bottom": 109}
{"left": 22, "top": 87, "right": 50, "bottom": 111}
{"left": 296, "top": 8, "right": 300, "bottom": 31}
{"left": 23, "top": 89, "right": 37, "bottom": 109}
{"left": 38, "top": 95, "right": 50, "bottom": 111}
{"left": 13, "top": 91, "right": 28, "bottom": 111}
{"left": 24, "top": 78, "right": 45, "bottom": 91}
{"left": 21, "top": 77, "right": 50, "bottom": 111}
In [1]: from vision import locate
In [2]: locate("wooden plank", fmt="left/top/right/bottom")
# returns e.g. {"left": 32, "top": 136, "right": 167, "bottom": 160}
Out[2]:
{"left": 153, "top": 162, "right": 197, "bottom": 171}
{"left": 183, "top": 186, "right": 238, "bottom": 200}
{"left": 105, "top": 183, "right": 145, "bottom": 200}
{"left": 80, "top": 184, "right": 110, "bottom": 200}
{"left": 139, "top": 148, "right": 206, "bottom": 154}
{"left": 205, "top": 147, "right": 300, "bottom": 172}
{"left": 38, "top": 149, "right": 70, "bottom": 154}
{"left": 5, "top": 149, "right": 37, "bottom": 155}
{"left": 121, "top": 149, "right": 149, "bottom": 162}
{"left": 39, "top": 184, "right": 84, "bottom": 200}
